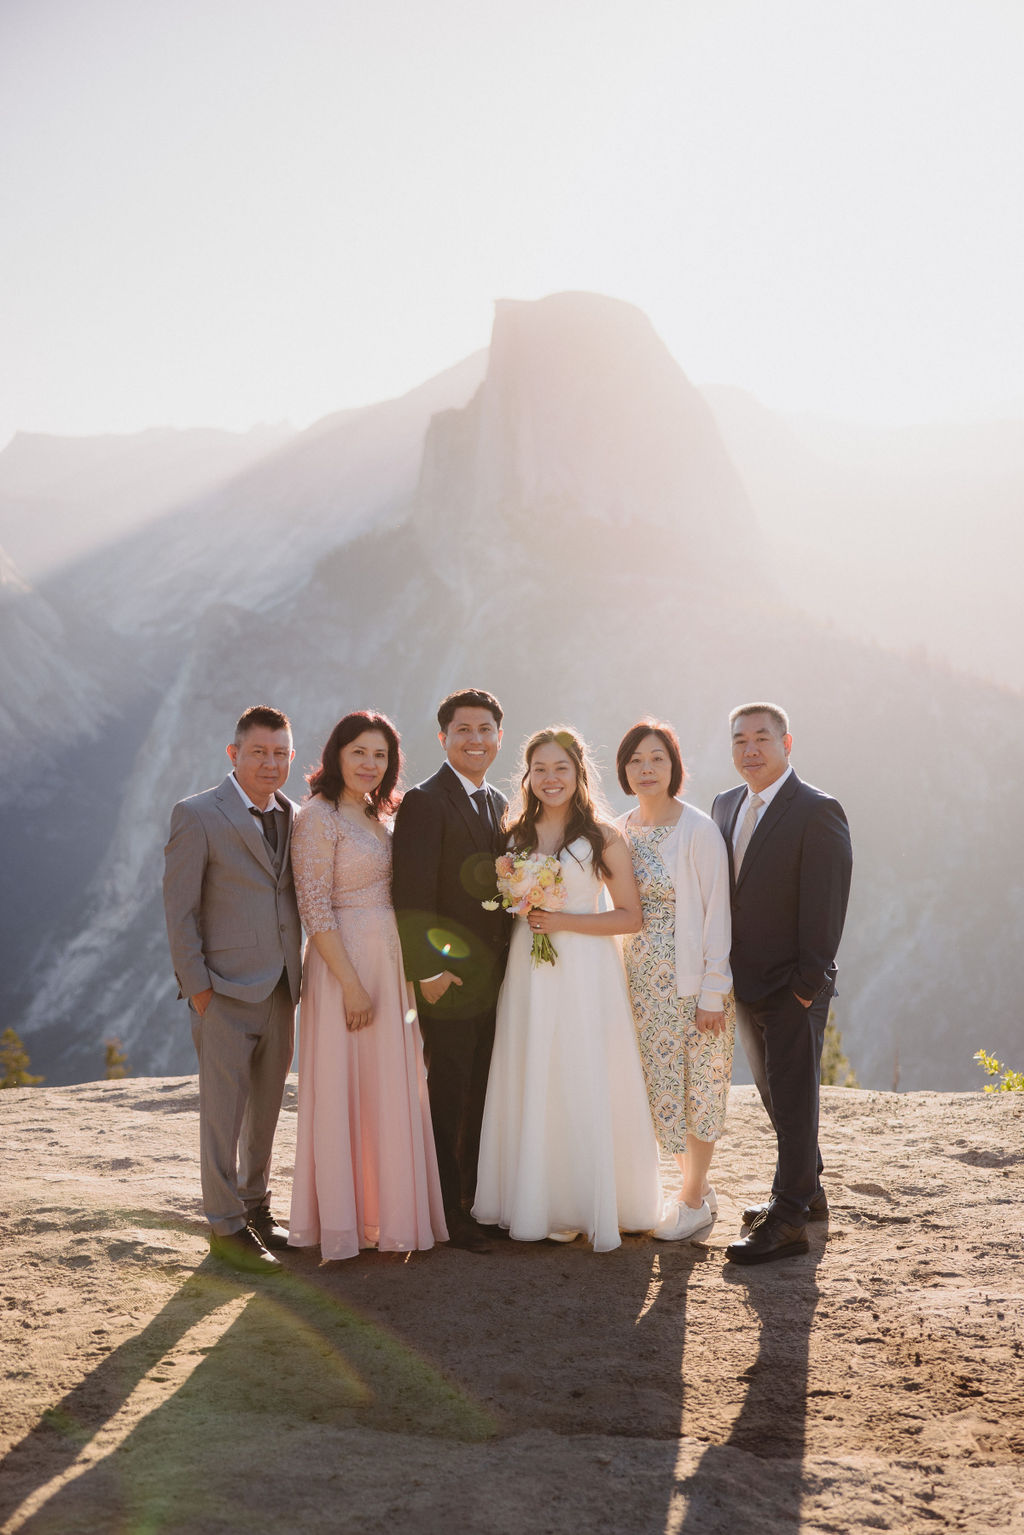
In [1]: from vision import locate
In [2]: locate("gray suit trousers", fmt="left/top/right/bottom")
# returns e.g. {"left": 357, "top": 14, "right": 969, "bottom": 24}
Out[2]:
{"left": 191, "top": 975, "right": 295, "bottom": 1235}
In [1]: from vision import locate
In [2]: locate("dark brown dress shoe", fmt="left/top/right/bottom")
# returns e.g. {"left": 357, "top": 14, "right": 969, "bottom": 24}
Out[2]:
{"left": 210, "top": 1227, "right": 283, "bottom": 1274}
{"left": 446, "top": 1215, "right": 492, "bottom": 1254}
{"left": 247, "top": 1205, "right": 290, "bottom": 1250}
{"left": 726, "top": 1217, "right": 809, "bottom": 1265}
{"left": 741, "top": 1190, "right": 829, "bottom": 1227}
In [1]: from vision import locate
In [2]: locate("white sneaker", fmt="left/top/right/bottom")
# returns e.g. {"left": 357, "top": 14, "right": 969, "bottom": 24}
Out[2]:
{"left": 546, "top": 1229, "right": 580, "bottom": 1243}
{"left": 704, "top": 1185, "right": 718, "bottom": 1215}
{"left": 654, "top": 1199, "right": 713, "bottom": 1241}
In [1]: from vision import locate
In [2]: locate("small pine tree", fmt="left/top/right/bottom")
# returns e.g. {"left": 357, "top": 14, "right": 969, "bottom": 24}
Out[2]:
{"left": 820, "top": 1010, "right": 859, "bottom": 1088}
{"left": 1, "top": 1028, "right": 44, "bottom": 1088}
{"left": 104, "top": 1037, "right": 129, "bottom": 1080}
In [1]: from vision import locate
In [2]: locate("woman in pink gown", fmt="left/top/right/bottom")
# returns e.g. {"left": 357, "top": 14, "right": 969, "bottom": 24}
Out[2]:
{"left": 288, "top": 712, "right": 447, "bottom": 1259}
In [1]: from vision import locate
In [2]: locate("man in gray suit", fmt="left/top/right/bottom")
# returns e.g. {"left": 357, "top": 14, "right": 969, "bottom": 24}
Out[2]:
{"left": 163, "top": 705, "right": 302, "bottom": 1274}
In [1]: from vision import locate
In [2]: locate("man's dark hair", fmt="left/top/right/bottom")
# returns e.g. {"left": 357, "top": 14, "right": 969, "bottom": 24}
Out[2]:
{"left": 234, "top": 706, "right": 292, "bottom": 746}
{"left": 437, "top": 689, "right": 503, "bottom": 733}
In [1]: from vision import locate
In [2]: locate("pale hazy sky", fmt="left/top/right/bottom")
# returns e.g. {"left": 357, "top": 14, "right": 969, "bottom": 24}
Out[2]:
{"left": 2, "top": 0, "right": 1021, "bottom": 449}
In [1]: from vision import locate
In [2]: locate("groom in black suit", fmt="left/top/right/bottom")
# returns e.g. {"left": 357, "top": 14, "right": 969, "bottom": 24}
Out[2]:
{"left": 712, "top": 703, "right": 853, "bottom": 1265}
{"left": 392, "top": 688, "right": 512, "bottom": 1253}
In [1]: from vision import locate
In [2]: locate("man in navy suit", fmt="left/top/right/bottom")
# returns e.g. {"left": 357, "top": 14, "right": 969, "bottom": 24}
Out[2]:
{"left": 712, "top": 703, "right": 853, "bottom": 1265}
{"left": 392, "top": 688, "right": 511, "bottom": 1253}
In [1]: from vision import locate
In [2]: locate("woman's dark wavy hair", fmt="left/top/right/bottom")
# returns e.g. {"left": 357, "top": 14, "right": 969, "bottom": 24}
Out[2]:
{"left": 506, "top": 725, "right": 611, "bottom": 878}
{"left": 616, "top": 719, "right": 686, "bottom": 798}
{"left": 306, "top": 711, "right": 402, "bottom": 818}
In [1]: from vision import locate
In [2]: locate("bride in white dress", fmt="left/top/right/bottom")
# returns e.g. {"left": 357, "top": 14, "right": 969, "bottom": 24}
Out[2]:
{"left": 472, "top": 726, "right": 663, "bottom": 1251}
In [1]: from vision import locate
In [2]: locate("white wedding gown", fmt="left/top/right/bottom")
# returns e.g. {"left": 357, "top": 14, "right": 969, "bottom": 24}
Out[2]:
{"left": 472, "top": 839, "right": 663, "bottom": 1251}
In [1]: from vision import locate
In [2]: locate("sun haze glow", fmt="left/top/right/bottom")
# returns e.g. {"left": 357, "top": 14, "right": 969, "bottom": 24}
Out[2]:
{"left": 1, "top": 0, "right": 1021, "bottom": 448}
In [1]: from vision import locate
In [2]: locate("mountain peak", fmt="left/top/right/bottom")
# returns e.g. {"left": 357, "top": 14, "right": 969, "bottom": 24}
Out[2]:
{"left": 415, "top": 291, "right": 755, "bottom": 568}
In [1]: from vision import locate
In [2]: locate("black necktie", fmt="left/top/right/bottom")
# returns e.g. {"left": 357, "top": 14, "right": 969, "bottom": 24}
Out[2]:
{"left": 250, "top": 805, "right": 279, "bottom": 853}
{"left": 471, "top": 788, "right": 493, "bottom": 835}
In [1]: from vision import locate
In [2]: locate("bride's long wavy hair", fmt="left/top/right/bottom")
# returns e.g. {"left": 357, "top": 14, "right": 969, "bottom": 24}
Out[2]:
{"left": 506, "top": 725, "right": 611, "bottom": 878}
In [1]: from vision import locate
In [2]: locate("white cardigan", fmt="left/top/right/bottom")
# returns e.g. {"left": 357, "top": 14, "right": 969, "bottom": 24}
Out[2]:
{"left": 616, "top": 802, "right": 732, "bottom": 1011}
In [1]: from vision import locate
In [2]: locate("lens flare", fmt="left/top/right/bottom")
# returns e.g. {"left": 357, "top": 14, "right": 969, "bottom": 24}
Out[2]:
{"left": 426, "top": 928, "right": 470, "bottom": 961}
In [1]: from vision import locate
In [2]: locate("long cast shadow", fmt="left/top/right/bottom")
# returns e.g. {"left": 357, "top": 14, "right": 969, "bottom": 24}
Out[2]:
{"left": 2, "top": 1237, "right": 697, "bottom": 1535}
{"left": 668, "top": 1227, "right": 826, "bottom": 1534}
{"left": 0, "top": 1266, "right": 241, "bottom": 1525}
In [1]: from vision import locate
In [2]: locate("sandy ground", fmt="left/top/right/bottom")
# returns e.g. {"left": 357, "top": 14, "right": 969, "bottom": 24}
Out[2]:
{"left": 1, "top": 1078, "right": 1022, "bottom": 1535}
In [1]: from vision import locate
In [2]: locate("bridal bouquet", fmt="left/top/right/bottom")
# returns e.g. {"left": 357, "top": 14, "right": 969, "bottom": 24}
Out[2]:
{"left": 483, "top": 849, "right": 567, "bottom": 967}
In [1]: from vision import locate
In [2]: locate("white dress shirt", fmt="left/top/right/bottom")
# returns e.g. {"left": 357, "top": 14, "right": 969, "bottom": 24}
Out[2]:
{"left": 447, "top": 764, "right": 494, "bottom": 809}
{"left": 731, "top": 765, "right": 793, "bottom": 850}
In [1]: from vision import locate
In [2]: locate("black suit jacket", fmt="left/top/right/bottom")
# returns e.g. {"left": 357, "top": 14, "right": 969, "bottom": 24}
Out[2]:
{"left": 712, "top": 770, "right": 852, "bottom": 1006}
{"left": 391, "top": 763, "right": 512, "bottom": 1022}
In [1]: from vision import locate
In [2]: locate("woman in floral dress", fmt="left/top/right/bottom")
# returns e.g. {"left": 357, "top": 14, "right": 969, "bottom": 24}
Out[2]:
{"left": 616, "top": 720, "right": 735, "bottom": 1242}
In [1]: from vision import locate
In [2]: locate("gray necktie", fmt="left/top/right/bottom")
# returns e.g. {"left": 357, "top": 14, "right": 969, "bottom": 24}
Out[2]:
{"left": 733, "top": 793, "right": 764, "bottom": 874}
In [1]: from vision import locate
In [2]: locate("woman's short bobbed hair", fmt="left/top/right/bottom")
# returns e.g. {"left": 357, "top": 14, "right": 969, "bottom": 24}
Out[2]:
{"left": 616, "top": 720, "right": 685, "bottom": 798}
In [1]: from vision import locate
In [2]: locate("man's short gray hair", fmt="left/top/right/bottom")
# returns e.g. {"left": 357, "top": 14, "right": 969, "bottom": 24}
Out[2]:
{"left": 729, "top": 702, "right": 790, "bottom": 735}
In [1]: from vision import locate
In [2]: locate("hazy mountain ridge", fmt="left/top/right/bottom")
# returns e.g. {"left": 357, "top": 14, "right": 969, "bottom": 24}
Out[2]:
{"left": 705, "top": 385, "right": 1024, "bottom": 692}
{"left": 41, "top": 348, "right": 488, "bottom": 640}
{"left": 2, "top": 293, "right": 1021, "bottom": 1090}
{"left": 0, "top": 423, "right": 295, "bottom": 580}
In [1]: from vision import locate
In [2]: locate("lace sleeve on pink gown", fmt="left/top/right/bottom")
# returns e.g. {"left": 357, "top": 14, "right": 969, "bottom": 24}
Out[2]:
{"left": 291, "top": 797, "right": 343, "bottom": 936}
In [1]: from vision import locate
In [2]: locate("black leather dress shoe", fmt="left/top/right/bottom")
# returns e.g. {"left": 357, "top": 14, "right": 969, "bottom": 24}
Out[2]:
{"left": 726, "top": 1217, "right": 809, "bottom": 1265}
{"left": 210, "top": 1227, "right": 282, "bottom": 1273}
{"left": 741, "top": 1190, "right": 829, "bottom": 1228}
{"left": 446, "top": 1215, "right": 492, "bottom": 1254}
{"left": 247, "top": 1205, "right": 290, "bottom": 1250}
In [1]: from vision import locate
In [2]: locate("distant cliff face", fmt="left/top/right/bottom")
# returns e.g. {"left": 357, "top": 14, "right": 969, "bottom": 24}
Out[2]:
{"left": 416, "top": 293, "right": 756, "bottom": 587}
{"left": 1, "top": 292, "right": 1022, "bottom": 1091}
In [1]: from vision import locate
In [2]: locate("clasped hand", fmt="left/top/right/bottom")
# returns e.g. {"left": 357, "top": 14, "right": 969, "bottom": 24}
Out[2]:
{"left": 695, "top": 1006, "right": 727, "bottom": 1036}
{"left": 343, "top": 979, "right": 374, "bottom": 1032}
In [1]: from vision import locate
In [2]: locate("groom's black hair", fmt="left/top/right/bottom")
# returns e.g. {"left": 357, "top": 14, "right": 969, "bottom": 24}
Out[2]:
{"left": 437, "top": 689, "right": 503, "bottom": 733}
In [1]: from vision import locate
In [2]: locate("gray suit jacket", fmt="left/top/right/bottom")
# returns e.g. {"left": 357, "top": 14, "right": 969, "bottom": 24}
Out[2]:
{"left": 163, "top": 774, "right": 302, "bottom": 1005}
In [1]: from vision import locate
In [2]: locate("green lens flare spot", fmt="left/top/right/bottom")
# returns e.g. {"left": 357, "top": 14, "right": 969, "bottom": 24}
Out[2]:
{"left": 426, "top": 928, "right": 470, "bottom": 961}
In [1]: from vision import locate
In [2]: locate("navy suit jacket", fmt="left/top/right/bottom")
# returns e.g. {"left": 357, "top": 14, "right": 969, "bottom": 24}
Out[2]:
{"left": 712, "top": 770, "right": 852, "bottom": 1006}
{"left": 391, "top": 762, "right": 512, "bottom": 1022}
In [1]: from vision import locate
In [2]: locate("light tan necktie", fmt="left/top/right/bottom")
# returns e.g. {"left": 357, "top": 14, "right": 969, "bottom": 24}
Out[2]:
{"left": 733, "top": 793, "right": 764, "bottom": 875}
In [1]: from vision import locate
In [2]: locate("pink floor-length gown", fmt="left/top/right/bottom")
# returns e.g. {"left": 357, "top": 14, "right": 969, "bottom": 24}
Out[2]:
{"left": 288, "top": 795, "right": 447, "bottom": 1259}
